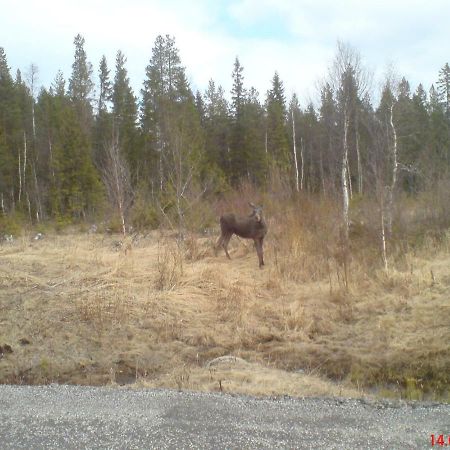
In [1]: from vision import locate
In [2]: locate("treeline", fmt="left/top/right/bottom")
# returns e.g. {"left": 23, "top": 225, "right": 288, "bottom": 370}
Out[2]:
{"left": 0, "top": 35, "right": 450, "bottom": 230}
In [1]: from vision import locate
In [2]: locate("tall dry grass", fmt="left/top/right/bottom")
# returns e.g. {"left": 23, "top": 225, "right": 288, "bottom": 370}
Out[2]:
{"left": 1, "top": 180, "right": 449, "bottom": 400}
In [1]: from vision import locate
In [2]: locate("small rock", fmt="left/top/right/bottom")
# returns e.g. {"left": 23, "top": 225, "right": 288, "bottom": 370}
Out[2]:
{"left": 19, "top": 338, "right": 31, "bottom": 346}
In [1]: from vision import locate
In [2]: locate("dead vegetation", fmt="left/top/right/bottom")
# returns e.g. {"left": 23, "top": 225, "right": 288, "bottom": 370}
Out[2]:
{"left": 1, "top": 192, "right": 449, "bottom": 401}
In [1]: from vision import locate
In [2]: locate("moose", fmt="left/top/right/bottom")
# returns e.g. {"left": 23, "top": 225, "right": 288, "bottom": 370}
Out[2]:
{"left": 215, "top": 203, "right": 268, "bottom": 268}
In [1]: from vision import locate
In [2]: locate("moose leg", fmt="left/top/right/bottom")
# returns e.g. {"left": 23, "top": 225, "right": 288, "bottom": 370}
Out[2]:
{"left": 222, "top": 233, "right": 232, "bottom": 259}
{"left": 254, "top": 237, "right": 264, "bottom": 268}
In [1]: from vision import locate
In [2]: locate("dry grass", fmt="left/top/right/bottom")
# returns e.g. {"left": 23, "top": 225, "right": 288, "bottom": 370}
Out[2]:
{"left": 0, "top": 201, "right": 449, "bottom": 400}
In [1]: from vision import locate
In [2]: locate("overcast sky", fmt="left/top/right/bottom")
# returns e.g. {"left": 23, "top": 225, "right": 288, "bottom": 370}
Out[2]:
{"left": 2, "top": 0, "right": 449, "bottom": 106}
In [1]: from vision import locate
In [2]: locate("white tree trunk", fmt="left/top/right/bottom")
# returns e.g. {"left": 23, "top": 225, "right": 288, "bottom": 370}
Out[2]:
{"left": 355, "top": 127, "right": 362, "bottom": 195}
{"left": 102, "top": 136, "right": 132, "bottom": 237}
{"left": 342, "top": 110, "right": 350, "bottom": 235}
{"left": 300, "top": 137, "right": 305, "bottom": 191}
{"left": 18, "top": 147, "right": 22, "bottom": 203}
{"left": 23, "top": 132, "right": 27, "bottom": 195}
{"left": 380, "top": 203, "right": 388, "bottom": 271}
{"left": 291, "top": 110, "right": 300, "bottom": 192}
{"left": 386, "top": 103, "right": 398, "bottom": 235}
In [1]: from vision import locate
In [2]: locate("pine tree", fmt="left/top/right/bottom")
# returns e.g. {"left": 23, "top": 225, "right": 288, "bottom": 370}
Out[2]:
{"left": 242, "top": 87, "right": 266, "bottom": 184}
{"left": 203, "top": 79, "right": 230, "bottom": 181}
{"left": 68, "top": 34, "right": 94, "bottom": 133}
{"left": 141, "top": 35, "right": 204, "bottom": 218}
{"left": 36, "top": 83, "right": 102, "bottom": 220}
{"left": 0, "top": 47, "right": 23, "bottom": 214}
{"left": 195, "top": 90, "right": 206, "bottom": 126}
{"left": 112, "top": 50, "right": 139, "bottom": 183}
{"left": 93, "top": 56, "right": 113, "bottom": 169}
{"left": 229, "top": 58, "right": 247, "bottom": 183}
{"left": 394, "top": 77, "right": 418, "bottom": 171}
{"left": 230, "top": 58, "right": 245, "bottom": 120}
{"left": 428, "top": 84, "right": 449, "bottom": 172}
{"left": 437, "top": 63, "right": 450, "bottom": 119}
{"left": 318, "top": 82, "right": 338, "bottom": 191}
{"left": 141, "top": 35, "right": 191, "bottom": 190}
{"left": 98, "top": 55, "right": 112, "bottom": 114}
{"left": 406, "top": 84, "right": 430, "bottom": 191}
{"left": 266, "top": 72, "right": 289, "bottom": 171}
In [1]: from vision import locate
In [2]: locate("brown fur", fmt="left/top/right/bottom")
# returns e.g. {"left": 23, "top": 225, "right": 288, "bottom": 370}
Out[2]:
{"left": 215, "top": 203, "right": 268, "bottom": 268}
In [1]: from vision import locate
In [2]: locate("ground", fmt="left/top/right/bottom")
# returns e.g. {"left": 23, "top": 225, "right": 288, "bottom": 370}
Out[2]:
{"left": 0, "top": 228, "right": 449, "bottom": 400}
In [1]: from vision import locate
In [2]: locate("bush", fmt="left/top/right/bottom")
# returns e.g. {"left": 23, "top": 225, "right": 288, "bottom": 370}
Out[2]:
{"left": 130, "top": 202, "right": 160, "bottom": 230}
{"left": 0, "top": 213, "right": 24, "bottom": 236}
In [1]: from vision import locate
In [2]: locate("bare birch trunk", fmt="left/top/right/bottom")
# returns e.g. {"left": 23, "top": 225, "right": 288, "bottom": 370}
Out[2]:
{"left": 300, "top": 137, "right": 305, "bottom": 191}
{"left": 342, "top": 109, "right": 350, "bottom": 235}
{"left": 355, "top": 126, "right": 362, "bottom": 195}
{"left": 113, "top": 160, "right": 126, "bottom": 237}
{"left": 380, "top": 201, "right": 388, "bottom": 271}
{"left": 112, "top": 142, "right": 126, "bottom": 236}
{"left": 18, "top": 147, "right": 22, "bottom": 203}
{"left": 291, "top": 110, "right": 300, "bottom": 192}
{"left": 23, "top": 132, "right": 27, "bottom": 195}
{"left": 341, "top": 109, "right": 351, "bottom": 290}
{"left": 386, "top": 103, "right": 398, "bottom": 235}
{"left": 32, "top": 103, "right": 36, "bottom": 141}
{"left": 159, "top": 152, "right": 164, "bottom": 192}
{"left": 102, "top": 136, "right": 132, "bottom": 237}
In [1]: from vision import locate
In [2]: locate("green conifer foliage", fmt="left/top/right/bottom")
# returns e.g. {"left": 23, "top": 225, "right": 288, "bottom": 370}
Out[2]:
{"left": 266, "top": 72, "right": 289, "bottom": 171}
{"left": 437, "top": 63, "right": 450, "bottom": 119}
{"left": 112, "top": 50, "right": 139, "bottom": 183}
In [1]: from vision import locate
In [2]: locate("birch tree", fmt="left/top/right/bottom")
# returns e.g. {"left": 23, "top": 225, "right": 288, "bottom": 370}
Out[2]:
{"left": 288, "top": 94, "right": 301, "bottom": 192}
{"left": 102, "top": 134, "right": 133, "bottom": 236}
{"left": 328, "top": 42, "right": 370, "bottom": 236}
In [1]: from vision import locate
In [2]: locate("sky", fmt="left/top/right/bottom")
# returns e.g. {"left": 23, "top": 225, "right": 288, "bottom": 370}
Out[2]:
{"left": 1, "top": 0, "right": 450, "bottom": 106}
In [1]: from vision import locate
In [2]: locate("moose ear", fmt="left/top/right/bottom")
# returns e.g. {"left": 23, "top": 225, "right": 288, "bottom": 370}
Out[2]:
{"left": 249, "top": 202, "right": 256, "bottom": 208}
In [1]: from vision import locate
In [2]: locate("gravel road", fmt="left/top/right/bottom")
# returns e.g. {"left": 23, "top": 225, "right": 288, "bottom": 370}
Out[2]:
{"left": 0, "top": 385, "right": 448, "bottom": 449}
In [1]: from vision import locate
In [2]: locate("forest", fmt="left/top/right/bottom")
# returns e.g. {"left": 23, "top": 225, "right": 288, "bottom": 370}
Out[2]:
{"left": 1, "top": 34, "right": 450, "bottom": 397}
{"left": 0, "top": 34, "right": 449, "bottom": 237}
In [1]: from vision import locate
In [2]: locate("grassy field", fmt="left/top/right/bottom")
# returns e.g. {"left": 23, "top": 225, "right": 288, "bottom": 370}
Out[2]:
{"left": 1, "top": 197, "right": 449, "bottom": 401}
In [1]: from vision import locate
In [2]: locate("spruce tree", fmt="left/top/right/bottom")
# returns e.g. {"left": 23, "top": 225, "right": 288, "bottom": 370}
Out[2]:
{"left": 229, "top": 58, "right": 247, "bottom": 183}
{"left": 204, "top": 79, "right": 230, "bottom": 180}
{"left": 94, "top": 56, "right": 113, "bottom": 168}
{"left": 437, "top": 63, "right": 450, "bottom": 119}
{"left": 318, "top": 82, "right": 338, "bottom": 189}
{"left": 0, "top": 48, "right": 23, "bottom": 214}
{"left": 98, "top": 55, "right": 112, "bottom": 114}
{"left": 112, "top": 50, "right": 139, "bottom": 183}
{"left": 141, "top": 35, "right": 204, "bottom": 215}
{"left": 242, "top": 87, "right": 266, "bottom": 184}
{"left": 68, "top": 34, "right": 94, "bottom": 134}
{"left": 266, "top": 72, "right": 289, "bottom": 171}
{"left": 428, "top": 84, "right": 449, "bottom": 172}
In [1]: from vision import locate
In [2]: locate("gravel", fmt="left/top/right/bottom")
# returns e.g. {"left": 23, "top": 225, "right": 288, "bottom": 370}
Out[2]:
{"left": 0, "top": 384, "right": 449, "bottom": 449}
